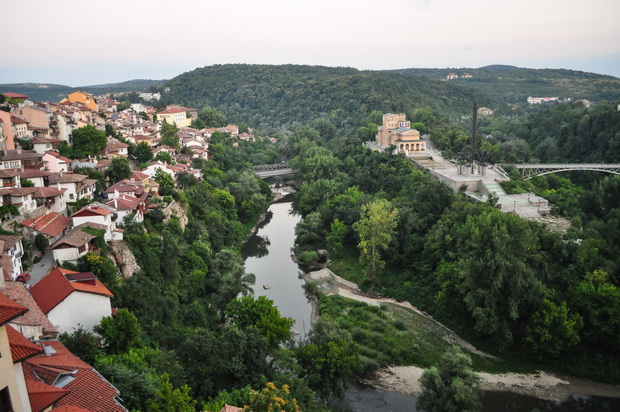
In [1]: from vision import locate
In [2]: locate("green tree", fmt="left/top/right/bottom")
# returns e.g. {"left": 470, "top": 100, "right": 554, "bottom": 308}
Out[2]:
{"left": 418, "top": 346, "right": 483, "bottom": 412}
{"left": 326, "top": 218, "right": 346, "bottom": 253}
{"left": 20, "top": 178, "right": 34, "bottom": 187}
{"left": 147, "top": 374, "right": 197, "bottom": 412}
{"left": 105, "top": 157, "right": 131, "bottom": 184}
{"left": 353, "top": 198, "right": 399, "bottom": 288}
{"left": 70, "top": 125, "right": 108, "bottom": 158}
{"left": 133, "top": 141, "right": 154, "bottom": 164}
{"left": 94, "top": 308, "right": 143, "bottom": 354}
{"left": 199, "top": 105, "right": 228, "bottom": 127}
{"left": 155, "top": 151, "right": 174, "bottom": 164}
{"left": 154, "top": 168, "right": 175, "bottom": 189}
{"left": 59, "top": 326, "right": 103, "bottom": 365}
{"left": 526, "top": 298, "right": 583, "bottom": 358}
{"left": 225, "top": 295, "right": 294, "bottom": 350}
{"left": 296, "top": 338, "right": 359, "bottom": 405}
{"left": 160, "top": 120, "right": 180, "bottom": 149}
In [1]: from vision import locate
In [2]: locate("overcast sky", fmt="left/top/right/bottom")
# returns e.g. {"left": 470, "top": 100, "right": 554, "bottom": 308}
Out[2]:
{"left": 2, "top": 0, "right": 619, "bottom": 86}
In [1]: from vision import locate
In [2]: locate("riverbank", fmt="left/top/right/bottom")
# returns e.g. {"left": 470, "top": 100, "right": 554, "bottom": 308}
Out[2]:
{"left": 302, "top": 268, "right": 620, "bottom": 402}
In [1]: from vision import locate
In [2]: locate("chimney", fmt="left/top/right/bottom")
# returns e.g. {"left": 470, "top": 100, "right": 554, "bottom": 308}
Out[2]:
{"left": 114, "top": 197, "right": 118, "bottom": 209}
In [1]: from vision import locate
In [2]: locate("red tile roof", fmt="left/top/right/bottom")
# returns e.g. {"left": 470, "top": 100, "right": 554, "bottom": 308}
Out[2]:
{"left": 20, "top": 169, "right": 52, "bottom": 178}
{"left": 0, "top": 292, "right": 29, "bottom": 325}
{"left": 33, "top": 187, "right": 66, "bottom": 199}
{"left": 2, "top": 281, "right": 58, "bottom": 336}
{"left": 52, "top": 406, "right": 92, "bottom": 412}
{"left": 26, "top": 376, "right": 70, "bottom": 412}
{"left": 2, "top": 92, "right": 29, "bottom": 99}
{"left": 6, "top": 324, "right": 43, "bottom": 363}
{"left": 26, "top": 340, "right": 126, "bottom": 411}
{"left": 30, "top": 268, "right": 113, "bottom": 314}
{"left": 51, "top": 227, "right": 97, "bottom": 249}
{"left": 158, "top": 107, "right": 185, "bottom": 114}
{"left": 22, "top": 212, "right": 72, "bottom": 238}
{"left": 71, "top": 203, "right": 113, "bottom": 217}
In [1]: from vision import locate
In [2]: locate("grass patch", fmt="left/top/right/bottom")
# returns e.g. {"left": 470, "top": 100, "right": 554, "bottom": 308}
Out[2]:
{"left": 328, "top": 243, "right": 363, "bottom": 284}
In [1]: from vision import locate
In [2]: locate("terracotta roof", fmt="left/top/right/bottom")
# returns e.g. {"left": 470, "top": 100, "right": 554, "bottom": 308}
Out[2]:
{"left": 0, "top": 150, "right": 43, "bottom": 161}
{"left": 21, "top": 212, "right": 71, "bottom": 238}
{"left": 2, "top": 92, "right": 28, "bottom": 99}
{"left": 20, "top": 169, "right": 52, "bottom": 178}
{"left": 158, "top": 107, "right": 185, "bottom": 114}
{"left": 33, "top": 187, "right": 66, "bottom": 198}
{"left": 0, "top": 292, "right": 29, "bottom": 326}
{"left": 105, "top": 194, "right": 140, "bottom": 211}
{"left": 49, "top": 172, "right": 88, "bottom": 184}
{"left": 51, "top": 226, "right": 96, "bottom": 250}
{"left": 131, "top": 171, "right": 149, "bottom": 181}
{"left": 0, "top": 187, "right": 38, "bottom": 197}
{"left": 105, "top": 179, "right": 144, "bottom": 194}
{"left": 26, "top": 375, "right": 70, "bottom": 412}
{"left": 26, "top": 340, "right": 126, "bottom": 411}
{"left": 45, "top": 151, "right": 72, "bottom": 163}
{"left": 0, "top": 234, "right": 21, "bottom": 251}
{"left": 71, "top": 203, "right": 113, "bottom": 217}
{"left": 30, "top": 268, "right": 113, "bottom": 314}
{"left": 6, "top": 324, "right": 43, "bottom": 363}
{"left": 32, "top": 138, "right": 63, "bottom": 145}
{"left": 2, "top": 281, "right": 58, "bottom": 336}
{"left": 52, "top": 406, "right": 92, "bottom": 412}
{"left": 0, "top": 168, "right": 20, "bottom": 178}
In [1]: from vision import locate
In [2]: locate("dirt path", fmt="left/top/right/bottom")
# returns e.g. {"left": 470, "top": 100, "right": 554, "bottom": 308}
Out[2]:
{"left": 303, "top": 268, "right": 620, "bottom": 402}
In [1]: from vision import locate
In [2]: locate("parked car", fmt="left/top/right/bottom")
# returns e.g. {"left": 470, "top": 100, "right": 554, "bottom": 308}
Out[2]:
{"left": 16, "top": 273, "right": 30, "bottom": 283}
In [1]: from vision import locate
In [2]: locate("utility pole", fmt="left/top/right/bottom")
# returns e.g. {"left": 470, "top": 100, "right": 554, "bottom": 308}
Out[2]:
{"left": 471, "top": 101, "right": 477, "bottom": 175}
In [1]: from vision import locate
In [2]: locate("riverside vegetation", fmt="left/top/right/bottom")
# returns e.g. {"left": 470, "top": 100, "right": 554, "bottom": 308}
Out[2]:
{"left": 51, "top": 64, "right": 620, "bottom": 411}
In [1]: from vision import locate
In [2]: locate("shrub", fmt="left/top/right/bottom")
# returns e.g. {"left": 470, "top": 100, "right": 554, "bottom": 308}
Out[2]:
{"left": 297, "top": 250, "right": 318, "bottom": 264}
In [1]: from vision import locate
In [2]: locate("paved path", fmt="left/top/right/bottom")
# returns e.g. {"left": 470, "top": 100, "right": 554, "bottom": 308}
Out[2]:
{"left": 28, "top": 250, "right": 54, "bottom": 286}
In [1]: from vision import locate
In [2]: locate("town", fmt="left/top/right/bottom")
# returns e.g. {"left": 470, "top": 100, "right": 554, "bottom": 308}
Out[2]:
{"left": 0, "top": 90, "right": 266, "bottom": 411}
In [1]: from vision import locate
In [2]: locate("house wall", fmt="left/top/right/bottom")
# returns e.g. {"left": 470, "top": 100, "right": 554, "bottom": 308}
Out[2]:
{"left": 52, "top": 246, "right": 83, "bottom": 265}
{"left": 47, "top": 292, "right": 112, "bottom": 333}
{"left": 13, "top": 363, "right": 31, "bottom": 412}
{"left": 0, "top": 326, "right": 29, "bottom": 412}
{"left": 10, "top": 323, "right": 43, "bottom": 341}
{"left": 43, "top": 153, "right": 69, "bottom": 173}
{"left": 0, "top": 111, "right": 15, "bottom": 150}
{"left": 15, "top": 106, "right": 49, "bottom": 130}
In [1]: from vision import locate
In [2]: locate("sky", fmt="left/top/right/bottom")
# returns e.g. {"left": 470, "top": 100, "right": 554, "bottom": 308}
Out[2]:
{"left": 2, "top": 0, "right": 619, "bottom": 86}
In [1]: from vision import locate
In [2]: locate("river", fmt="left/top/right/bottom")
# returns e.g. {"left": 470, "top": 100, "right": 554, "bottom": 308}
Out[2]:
{"left": 242, "top": 200, "right": 620, "bottom": 411}
{"left": 242, "top": 200, "right": 312, "bottom": 340}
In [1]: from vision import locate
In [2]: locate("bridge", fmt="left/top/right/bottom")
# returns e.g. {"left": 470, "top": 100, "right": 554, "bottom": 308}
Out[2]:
{"left": 511, "top": 163, "right": 620, "bottom": 180}
{"left": 253, "top": 162, "right": 296, "bottom": 179}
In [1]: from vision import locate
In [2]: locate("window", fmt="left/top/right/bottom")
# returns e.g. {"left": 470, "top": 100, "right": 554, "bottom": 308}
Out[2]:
{"left": 69, "top": 194, "right": 74, "bottom": 200}
{"left": 0, "top": 387, "right": 13, "bottom": 412}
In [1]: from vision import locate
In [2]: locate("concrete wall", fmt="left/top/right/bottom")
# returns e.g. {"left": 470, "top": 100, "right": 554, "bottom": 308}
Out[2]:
{"left": 0, "top": 326, "right": 29, "bottom": 412}
{"left": 47, "top": 292, "right": 112, "bottom": 333}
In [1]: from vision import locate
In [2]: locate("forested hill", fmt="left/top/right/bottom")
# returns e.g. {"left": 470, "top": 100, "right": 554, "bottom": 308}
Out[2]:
{"left": 394, "top": 65, "right": 620, "bottom": 103}
{"left": 160, "top": 64, "right": 496, "bottom": 132}
{"left": 0, "top": 79, "right": 165, "bottom": 102}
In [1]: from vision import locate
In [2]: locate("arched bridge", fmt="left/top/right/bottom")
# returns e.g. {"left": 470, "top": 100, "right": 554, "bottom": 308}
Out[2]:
{"left": 510, "top": 163, "right": 620, "bottom": 180}
{"left": 253, "top": 162, "right": 296, "bottom": 178}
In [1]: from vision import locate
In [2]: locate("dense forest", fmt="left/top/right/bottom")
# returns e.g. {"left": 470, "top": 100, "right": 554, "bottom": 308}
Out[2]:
{"left": 288, "top": 101, "right": 620, "bottom": 386}
{"left": 52, "top": 65, "right": 620, "bottom": 410}
{"left": 158, "top": 64, "right": 496, "bottom": 133}
{"left": 396, "top": 65, "right": 620, "bottom": 103}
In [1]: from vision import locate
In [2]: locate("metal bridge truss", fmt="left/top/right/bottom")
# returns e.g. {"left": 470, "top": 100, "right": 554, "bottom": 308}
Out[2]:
{"left": 513, "top": 164, "right": 620, "bottom": 180}
{"left": 253, "top": 162, "right": 290, "bottom": 172}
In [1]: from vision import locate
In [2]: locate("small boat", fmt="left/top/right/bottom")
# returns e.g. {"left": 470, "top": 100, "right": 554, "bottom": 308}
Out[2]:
{"left": 263, "top": 284, "right": 271, "bottom": 290}
{"left": 292, "top": 330, "right": 300, "bottom": 335}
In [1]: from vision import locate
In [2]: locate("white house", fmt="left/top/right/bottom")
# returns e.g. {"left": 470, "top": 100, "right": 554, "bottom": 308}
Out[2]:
{"left": 71, "top": 203, "right": 122, "bottom": 241}
{"left": 30, "top": 268, "right": 113, "bottom": 333}
{"left": 0, "top": 235, "right": 25, "bottom": 279}
{"left": 51, "top": 225, "right": 98, "bottom": 264}
{"left": 49, "top": 172, "right": 97, "bottom": 204}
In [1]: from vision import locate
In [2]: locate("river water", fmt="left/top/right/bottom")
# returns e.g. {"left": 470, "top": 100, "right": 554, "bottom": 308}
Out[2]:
{"left": 242, "top": 200, "right": 620, "bottom": 411}
{"left": 242, "top": 200, "right": 312, "bottom": 339}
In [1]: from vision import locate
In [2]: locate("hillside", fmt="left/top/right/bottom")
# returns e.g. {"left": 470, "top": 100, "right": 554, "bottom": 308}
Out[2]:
{"left": 0, "top": 79, "right": 166, "bottom": 102}
{"left": 394, "top": 65, "right": 620, "bottom": 103}
{"left": 160, "top": 64, "right": 497, "bottom": 132}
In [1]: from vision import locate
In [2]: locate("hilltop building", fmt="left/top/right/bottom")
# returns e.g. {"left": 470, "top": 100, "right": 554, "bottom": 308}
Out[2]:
{"left": 375, "top": 113, "right": 426, "bottom": 154}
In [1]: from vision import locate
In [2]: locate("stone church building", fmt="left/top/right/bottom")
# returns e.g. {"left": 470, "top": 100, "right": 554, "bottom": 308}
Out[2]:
{"left": 375, "top": 113, "right": 426, "bottom": 154}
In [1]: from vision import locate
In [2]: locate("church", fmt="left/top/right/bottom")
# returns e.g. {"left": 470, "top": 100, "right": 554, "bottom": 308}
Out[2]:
{"left": 375, "top": 113, "right": 426, "bottom": 154}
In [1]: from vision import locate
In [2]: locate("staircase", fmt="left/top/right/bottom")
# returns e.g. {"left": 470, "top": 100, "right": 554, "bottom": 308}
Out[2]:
{"left": 483, "top": 181, "right": 506, "bottom": 197}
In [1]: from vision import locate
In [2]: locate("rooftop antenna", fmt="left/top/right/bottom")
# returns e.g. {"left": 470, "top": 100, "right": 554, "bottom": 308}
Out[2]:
{"left": 471, "top": 101, "right": 478, "bottom": 175}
